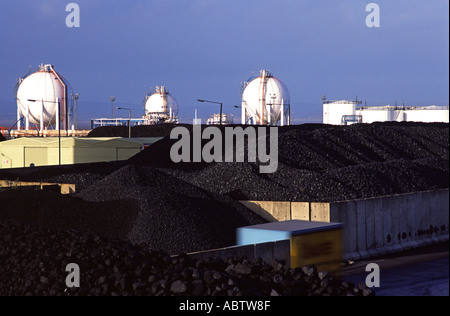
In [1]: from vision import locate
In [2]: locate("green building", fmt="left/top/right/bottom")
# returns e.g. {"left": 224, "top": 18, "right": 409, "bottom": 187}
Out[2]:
{"left": 0, "top": 137, "right": 162, "bottom": 168}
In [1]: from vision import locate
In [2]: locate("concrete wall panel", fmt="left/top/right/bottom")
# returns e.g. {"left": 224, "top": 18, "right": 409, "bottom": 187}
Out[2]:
{"left": 372, "top": 198, "right": 386, "bottom": 256}
{"left": 311, "top": 203, "right": 330, "bottom": 222}
{"left": 355, "top": 200, "right": 369, "bottom": 258}
{"left": 291, "top": 202, "right": 310, "bottom": 221}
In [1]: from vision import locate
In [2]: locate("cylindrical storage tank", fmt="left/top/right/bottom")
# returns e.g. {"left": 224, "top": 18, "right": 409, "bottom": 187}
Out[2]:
{"left": 324, "top": 101, "right": 357, "bottom": 125}
{"left": 241, "top": 70, "right": 290, "bottom": 126}
{"left": 394, "top": 110, "right": 406, "bottom": 122}
{"left": 386, "top": 108, "right": 405, "bottom": 122}
{"left": 359, "top": 108, "right": 389, "bottom": 124}
{"left": 403, "top": 107, "right": 449, "bottom": 123}
{"left": 144, "top": 86, "right": 178, "bottom": 124}
{"left": 16, "top": 64, "right": 67, "bottom": 130}
{"left": 386, "top": 109, "right": 396, "bottom": 122}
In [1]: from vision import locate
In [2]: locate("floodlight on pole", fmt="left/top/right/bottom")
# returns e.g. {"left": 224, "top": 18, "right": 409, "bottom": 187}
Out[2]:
{"left": 197, "top": 99, "right": 223, "bottom": 125}
{"left": 72, "top": 93, "right": 79, "bottom": 130}
{"left": 117, "top": 107, "right": 132, "bottom": 138}
{"left": 110, "top": 96, "right": 116, "bottom": 119}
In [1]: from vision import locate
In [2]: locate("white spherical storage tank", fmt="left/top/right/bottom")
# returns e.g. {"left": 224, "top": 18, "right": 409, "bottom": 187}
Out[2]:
{"left": 16, "top": 64, "right": 69, "bottom": 131}
{"left": 241, "top": 70, "right": 290, "bottom": 126}
{"left": 144, "top": 86, "right": 178, "bottom": 124}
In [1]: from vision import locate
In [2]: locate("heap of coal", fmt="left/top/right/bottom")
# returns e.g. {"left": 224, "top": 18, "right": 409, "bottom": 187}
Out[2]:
{"left": 0, "top": 219, "right": 374, "bottom": 296}
{"left": 0, "top": 122, "right": 448, "bottom": 251}
{"left": 129, "top": 122, "right": 449, "bottom": 202}
{"left": 0, "top": 122, "right": 447, "bottom": 296}
{"left": 0, "top": 161, "right": 124, "bottom": 192}
{"left": 75, "top": 165, "right": 266, "bottom": 254}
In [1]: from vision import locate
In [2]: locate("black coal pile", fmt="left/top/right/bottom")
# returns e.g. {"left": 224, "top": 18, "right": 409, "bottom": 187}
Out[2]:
{"left": 129, "top": 122, "right": 449, "bottom": 202}
{"left": 0, "top": 122, "right": 447, "bottom": 250}
{"left": 0, "top": 219, "right": 374, "bottom": 296}
{"left": 6, "top": 122, "right": 447, "bottom": 203}
{"left": 0, "top": 187, "right": 138, "bottom": 241}
{"left": 0, "top": 161, "right": 124, "bottom": 192}
{"left": 0, "top": 122, "right": 447, "bottom": 296}
{"left": 278, "top": 122, "right": 448, "bottom": 171}
{"left": 163, "top": 156, "right": 448, "bottom": 202}
{"left": 75, "top": 164, "right": 266, "bottom": 254}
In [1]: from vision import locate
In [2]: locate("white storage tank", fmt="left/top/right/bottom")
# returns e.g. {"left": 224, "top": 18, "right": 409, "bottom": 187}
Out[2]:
{"left": 357, "top": 105, "right": 449, "bottom": 123}
{"left": 356, "top": 107, "right": 390, "bottom": 124}
{"left": 387, "top": 109, "right": 405, "bottom": 122}
{"left": 241, "top": 70, "right": 290, "bottom": 126}
{"left": 403, "top": 106, "right": 449, "bottom": 123}
{"left": 16, "top": 64, "right": 70, "bottom": 131}
{"left": 144, "top": 86, "right": 178, "bottom": 124}
{"left": 325, "top": 97, "right": 449, "bottom": 125}
{"left": 323, "top": 100, "right": 360, "bottom": 125}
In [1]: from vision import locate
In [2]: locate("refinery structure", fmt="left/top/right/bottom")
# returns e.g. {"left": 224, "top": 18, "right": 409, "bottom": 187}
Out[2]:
{"left": 206, "top": 113, "right": 234, "bottom": 125}
{"left": 4, "top": 63, "right": 449, "bottom": 135}
{"left": 93, "top": 69, "right": 291, "bottom": 128}
{"left": 240, "top": 70, "right": 291, "bottom": 126}
{"left": 15, "top": 64, "right": 75, "bottom": 132}
{"left": 143, "top": 86, "right": 179, "bottom": 125}
{"left": 91, "top": 86, "right": 179, "bottom": 129}
{"left": 323, "top": 98, "right": 449, "bottom": 125}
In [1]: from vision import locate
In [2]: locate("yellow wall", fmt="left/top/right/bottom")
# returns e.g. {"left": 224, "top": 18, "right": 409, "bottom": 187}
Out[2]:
{"left": 1, "top": 145, "right": 27, "bottom": 168}
{"left": 0, "top": 137, "right": 152, "bottom": 168}
{"left": 239, "top": 200, "right": 310, "bottom": 222}
{"left": 24, "top": 147, "right": 48, "bottom": 167}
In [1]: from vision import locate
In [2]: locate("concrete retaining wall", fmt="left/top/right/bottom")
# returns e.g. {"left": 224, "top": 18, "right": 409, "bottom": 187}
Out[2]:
{"left": 239, "top": 189, "right": 449, "bottom": 260}
{"left": 330, "top": 189, "right": 449, "bottom": 260}
{"left": 0, "top": 180, "right": 76, "bottom": 194}
{"left": 239, "top": 200, "right": 309, "bottom": 222}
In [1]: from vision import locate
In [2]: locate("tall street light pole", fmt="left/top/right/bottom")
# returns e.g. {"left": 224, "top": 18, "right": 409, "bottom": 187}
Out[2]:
{"left": 72, "top": 93, "right": 79, "bottom": 130}
{"left": 28, "top": 98, "right": 62, "bottom": 165}
{"left": 110, "top": 96, "right": 116, "bottom": 119}
{"left": 197, "top": 99, "right": 223, "bottom": 125}
{"left": 117, "top": 107, "right": 132, "bottom": 138}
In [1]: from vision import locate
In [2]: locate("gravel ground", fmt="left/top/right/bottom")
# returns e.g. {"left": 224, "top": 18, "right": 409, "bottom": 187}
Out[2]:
{"left": 0, "top": 219, "right": 374, "bottom": 296}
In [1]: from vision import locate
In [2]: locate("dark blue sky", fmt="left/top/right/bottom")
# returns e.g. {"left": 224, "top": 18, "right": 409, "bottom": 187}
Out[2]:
{"left": 0, "top": 0, "right": 448, "bottom": 128}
